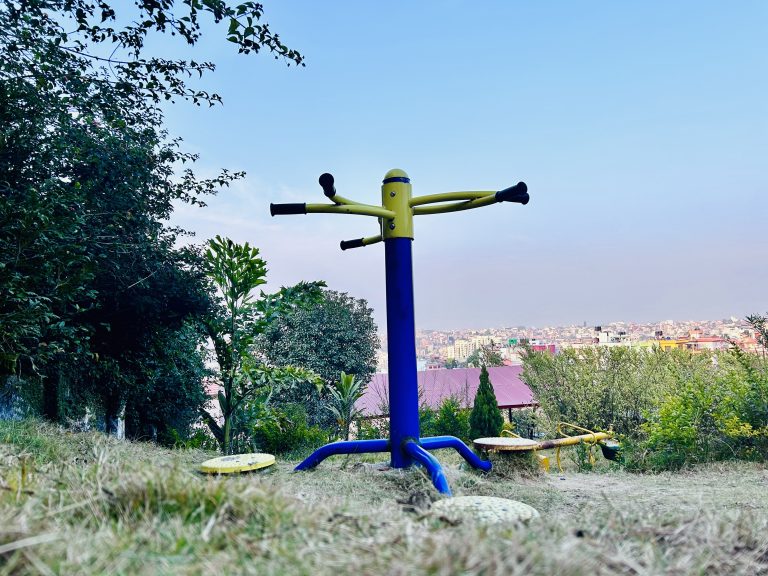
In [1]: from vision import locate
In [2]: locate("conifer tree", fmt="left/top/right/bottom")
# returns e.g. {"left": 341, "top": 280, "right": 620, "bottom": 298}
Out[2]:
{"left": 469, "top": 365, "right": 504, "bottom": 438}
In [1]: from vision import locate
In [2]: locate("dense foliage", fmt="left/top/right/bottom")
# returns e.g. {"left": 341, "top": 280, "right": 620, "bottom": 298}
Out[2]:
{"left": 259, "top": 289, "right": 379, "bottom": 426}
{"left": 420, "top": 397, "right": 471, "bottom": 442}
{"left": 633, "top": 348, "right": 768, "bottom": 470}
{"left": 522, "top": 345, "right": 676, "bottom": 436}
{"left": 469, "top": 365, "right": 503, "bottom": 439}
{"left": 1, "top": 1, "right": 302, "bottom": 439}
{"left": 523, "top": 343, "right": 768, "bottom": 471}
{"left": 248, "top": 403, "right": 327, "bottom": 456}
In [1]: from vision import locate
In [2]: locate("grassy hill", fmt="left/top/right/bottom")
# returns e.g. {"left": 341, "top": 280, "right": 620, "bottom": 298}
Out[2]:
{"left": 1, "top": 420, "right": 767, "bottom": 575}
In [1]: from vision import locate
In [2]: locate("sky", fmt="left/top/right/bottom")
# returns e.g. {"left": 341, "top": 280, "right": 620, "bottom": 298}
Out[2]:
{"left": 163, "top": 1, "right": 768, "bottom": 331}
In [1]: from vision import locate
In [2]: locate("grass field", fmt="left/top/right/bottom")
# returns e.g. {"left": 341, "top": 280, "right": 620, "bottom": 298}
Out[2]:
{"left": 1, "top": 420, "right": 767, "bottom": 575}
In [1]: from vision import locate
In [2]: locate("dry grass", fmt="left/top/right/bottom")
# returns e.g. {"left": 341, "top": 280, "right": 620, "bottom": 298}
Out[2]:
{"left": 1, "top": 420, "right": 767, "bottom": 575}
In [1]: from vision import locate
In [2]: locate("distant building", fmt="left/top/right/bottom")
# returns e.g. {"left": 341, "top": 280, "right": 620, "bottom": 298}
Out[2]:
{"left": 653, "top": 332, "right": 729, "bottom": 352}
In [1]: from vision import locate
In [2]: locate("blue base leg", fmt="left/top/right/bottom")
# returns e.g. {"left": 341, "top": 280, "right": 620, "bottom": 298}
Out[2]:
{"left": 294, "top": 439, "right": 390, "bottom": 471}
{"left": 420, "top": 435, "right": 492, "bottom": 473}
{"left": 404, "top": 441, "right": 452, "bottom": 496}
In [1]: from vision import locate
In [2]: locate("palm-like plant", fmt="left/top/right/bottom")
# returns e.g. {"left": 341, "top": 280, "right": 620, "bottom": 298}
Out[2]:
{"left": 328, "top": 371, "right": 366, "bottom": 441}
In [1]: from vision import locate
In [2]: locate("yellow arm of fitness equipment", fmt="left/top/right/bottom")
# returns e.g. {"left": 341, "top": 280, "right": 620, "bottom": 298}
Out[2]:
{"left": 317, "top": 172, "right": 368, "bottom": 207}
{"left": 410, "top": 191, "right": 495, "bottom": 207}
{"left": 305, "top": 203, "right": 396, "bottom": 219}
{"left": 412, "top": 194, "right": 501, "bottom": 216}
{"left": 411, "top": 182, "right": 528, "bottom": 215}
{"left": 340, "top": 234, "right": 383, "bottom": 251}
{"left": 328, "top": 194, "right": 366, "bottom": 206}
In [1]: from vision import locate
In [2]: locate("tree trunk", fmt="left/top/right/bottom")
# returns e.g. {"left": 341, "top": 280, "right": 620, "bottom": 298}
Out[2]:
{"left": 222, "top": 415, "right": 232, "bottom": 454}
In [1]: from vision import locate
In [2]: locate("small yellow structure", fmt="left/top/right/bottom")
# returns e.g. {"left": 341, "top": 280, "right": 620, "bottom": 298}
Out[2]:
{"left": 199, "top": 453, "right": 275, "bottom": 474}
{"left": 473, "top": 423, "right": 616, "bottom": 473}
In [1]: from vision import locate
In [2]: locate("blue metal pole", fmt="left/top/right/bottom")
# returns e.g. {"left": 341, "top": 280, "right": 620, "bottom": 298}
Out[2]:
{"left": 404, "top": 441, "right": 451, "bottom": 495}
{"left": 420, "top": 436, "right": 493, "bottom": 472}
{"left": 294, "top": 439, "right": 390, "bottom": 471}
{"left": 385, "top": 237, "right": 420, "bottom": 468}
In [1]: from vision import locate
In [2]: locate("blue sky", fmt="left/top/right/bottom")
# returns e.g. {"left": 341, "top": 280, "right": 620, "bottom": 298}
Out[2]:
{"left": 166, "top": 1, "right": 768, "bottom": 330}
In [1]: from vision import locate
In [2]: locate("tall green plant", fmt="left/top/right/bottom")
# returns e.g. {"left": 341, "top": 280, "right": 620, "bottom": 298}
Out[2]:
{"left": 469, "top": 365, "right": 503, "bottom": 439}
{"left": 201, "top": 236, "right": 323, "bottom": 453}
{"left": 328, "top": 371, "right": 366, "bottom": 441}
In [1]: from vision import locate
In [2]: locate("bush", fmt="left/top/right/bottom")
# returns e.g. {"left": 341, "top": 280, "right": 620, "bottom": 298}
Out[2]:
{"left": 419, "top": 405, "right": 439, "bottom": 437}
{"left": 250, "top": 404, "right": 328, "bottom": 456}
{"left": 506, "top": 408, "right": 540, "bottom": 439}
{"left": 522, "top": 346, "right": 692, "bottom": 437}
{"left": 171, "top": 427, "right": 219, "bottom": 451}
{"left": 629, "top": 349, "right": 768, "bottom": 471}
{"left": 356, "top": 417, "right": 389, "bottom": 440}
{"left": 433, "top": 396, "right": 471, "bottom": 442}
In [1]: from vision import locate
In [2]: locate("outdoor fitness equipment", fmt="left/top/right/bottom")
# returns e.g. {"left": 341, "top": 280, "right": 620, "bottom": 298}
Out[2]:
{"left": 473, "top": 422, "right": 619, "bottom": 473}
{"left": 270, "top": 169, "right": 529, "bottom": 495}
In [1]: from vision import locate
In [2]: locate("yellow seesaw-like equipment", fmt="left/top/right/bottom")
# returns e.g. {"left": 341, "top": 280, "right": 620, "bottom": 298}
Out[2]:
{"left": 473, "top": 422, "right": 620, "bottom": 473}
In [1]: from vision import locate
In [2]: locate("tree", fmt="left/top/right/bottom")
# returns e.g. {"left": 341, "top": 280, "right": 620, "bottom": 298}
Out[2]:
{"left": 258, "top": 289, "right": 380, "bottom": 426}
{"left": 122, "top": 322, "right": 210, "bottom": 445}
{"left": 469, "top": 365, "right": 503, "bottom": 439}
{"left": 747, "top": 313, "right": 768, "bottom": 358}
{"left": 444, "top": 358, "right": 459, "bottom": 369}
{"left": 1, "top": 1, "right": 304, "bottom": 433}
{"left": 1, "top": 82, "right": 217, "bottom": 431}
{"left": 466, "top": 342, "right": 504, "bottom": 368}
{"left": 201, "top": 236, "right": 324, "bottom": 454}
{"left": 328, "top": 371, "right": 366, "bottom": 441}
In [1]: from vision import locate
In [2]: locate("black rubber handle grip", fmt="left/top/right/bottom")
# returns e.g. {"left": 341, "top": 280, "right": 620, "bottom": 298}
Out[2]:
{"left": 319, "top": 173, "right": 336, "bottom": 198}
{"left": 495, "top": 182, "right": 529, "bottom": 205}
{"left": 340, "top": 238, "right": 365, "bottom": 251}
{"left": 270, "top": 203, "right": 306, "bottom": 216}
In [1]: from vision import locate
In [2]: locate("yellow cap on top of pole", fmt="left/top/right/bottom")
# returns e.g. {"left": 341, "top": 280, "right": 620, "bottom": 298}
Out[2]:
{"left": 381, "top": 169, "right": 414, "bottom": 240}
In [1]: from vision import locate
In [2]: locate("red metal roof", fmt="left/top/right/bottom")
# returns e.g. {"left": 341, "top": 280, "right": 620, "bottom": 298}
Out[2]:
{"left": 357, "top": 366, "right": 536, "bottom": 417}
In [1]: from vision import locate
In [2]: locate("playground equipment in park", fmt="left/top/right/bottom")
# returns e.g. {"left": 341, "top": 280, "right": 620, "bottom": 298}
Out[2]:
{"left": 270, "top": 169, "right": 530, "bottom": 496}
{"left": 474, "top": 422, "right": 620, "bottom": 473}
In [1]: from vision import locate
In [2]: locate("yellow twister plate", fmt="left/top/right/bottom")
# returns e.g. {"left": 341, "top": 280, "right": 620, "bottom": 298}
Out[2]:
{"left": 199, "top": 453, "right": 275, "bottom": 474}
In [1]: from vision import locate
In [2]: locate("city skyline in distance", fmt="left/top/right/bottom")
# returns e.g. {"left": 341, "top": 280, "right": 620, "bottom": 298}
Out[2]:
{"left": 405, "top": 312, "right": 756, "bottom": 336}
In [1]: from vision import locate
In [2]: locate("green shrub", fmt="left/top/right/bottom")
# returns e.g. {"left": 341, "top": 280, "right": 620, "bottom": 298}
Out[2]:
{"left": 356, "top": 417, "right": 389, "bottom": 440}
{"left": 469, "top": 365, "right": 503, "bottom": 439}
{"left": 631, "top": 350, "right": 768, "bottom": 470}
{"left": 433, "top": 396, "right": 471, "bottom": 441}
{"left": 522, "top": 346, "right": 696, "bottom": 437}
{"left": 570, "top": 441, "right": 596, "bottom": 473}
{"left": 171, "top": 427, "right": 219, "bottom": 451}
{"left": 250, "top": 404, "right": 328, "bottom": 455}
{"left": 506, "top": 408, "right": 540, "bottom": 439}
{"left": 419, "top": 405, "right": 439, "bottom": 437}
